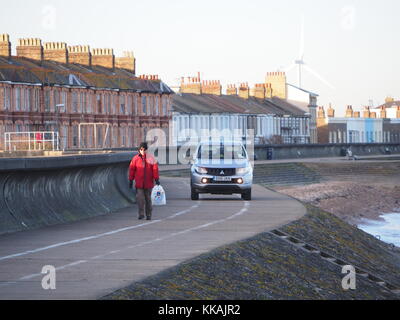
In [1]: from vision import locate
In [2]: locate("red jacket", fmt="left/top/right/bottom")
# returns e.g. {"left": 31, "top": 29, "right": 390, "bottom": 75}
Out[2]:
{"left": 129, "top": 153, "right": 159, "bottom": 189}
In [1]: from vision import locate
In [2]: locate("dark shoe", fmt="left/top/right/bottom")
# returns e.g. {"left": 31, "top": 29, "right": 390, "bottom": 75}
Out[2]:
{"left": 146, "top": 216, "right": 152, "bottom": 221}
{"left": 138, "top": 216, "right": 145, "bottom": 220}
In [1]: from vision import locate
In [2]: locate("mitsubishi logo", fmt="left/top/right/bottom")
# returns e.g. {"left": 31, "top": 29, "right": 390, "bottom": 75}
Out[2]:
{"left": 220, "top": 170, "right": 225, "bottom": 175}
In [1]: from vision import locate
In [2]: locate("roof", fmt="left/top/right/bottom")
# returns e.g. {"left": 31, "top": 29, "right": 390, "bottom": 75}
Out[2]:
{"left": 287, "top": 83, "right": 319, "bottom": 97}
{"left": 0, "top": 56, "right": 174, "bottom": 94}
{"left": 172, "top": 93, "right": 309, "bottom": 116}
{"left": 375, "top": 101, "right": 400, "bottom": 109}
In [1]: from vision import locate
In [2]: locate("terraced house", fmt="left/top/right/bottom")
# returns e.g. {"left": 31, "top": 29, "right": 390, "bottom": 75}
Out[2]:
{"left": 0, "top": 34, "right": 174, "bottom": 151}
{"left": 171, "top": 72, "right": 318, "bottom": 146}
{"left": 317, "top": 101, "right": 400, "bottom": 144}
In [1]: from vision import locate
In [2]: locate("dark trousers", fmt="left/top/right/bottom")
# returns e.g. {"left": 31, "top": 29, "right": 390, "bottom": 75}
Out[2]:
{"left": 136, "top": 188, "right": 152, "bottom": 218}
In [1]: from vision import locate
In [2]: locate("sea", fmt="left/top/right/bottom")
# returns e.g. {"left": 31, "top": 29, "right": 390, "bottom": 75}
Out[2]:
{"left": 358, "top": 213, "right": 400, "bottom": 247}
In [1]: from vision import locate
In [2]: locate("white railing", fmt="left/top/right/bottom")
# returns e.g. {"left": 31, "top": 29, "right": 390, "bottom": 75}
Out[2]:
{"left": 78, "top": 123, "right": 110, "bottom": 149}
{"left": 4, "top": 131, "right": 59, "bottom": 152}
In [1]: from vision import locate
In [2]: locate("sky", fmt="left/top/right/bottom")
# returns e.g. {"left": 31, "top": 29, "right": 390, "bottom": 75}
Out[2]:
{"left": 0, "top": 0, "right": 399, "bottom": 116}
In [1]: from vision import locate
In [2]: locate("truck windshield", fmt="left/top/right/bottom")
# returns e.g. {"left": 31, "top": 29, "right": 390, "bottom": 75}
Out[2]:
{"left": 198, "top": 144, "right": 246, "bottom": 160}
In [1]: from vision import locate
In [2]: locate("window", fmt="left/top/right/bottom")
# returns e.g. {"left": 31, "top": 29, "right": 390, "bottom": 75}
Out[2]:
{"left": 120, "top": 95, "right": 126, "bottom": 115}
{"left": 61, "top": 91, "right": 67, "bottom": 112}
{"left": 111, "top": 95, "right": 116, "bottom": 114}
{"left": 72, "top": 125, "right": 78, "bottom": 147}
{"left": 147, "top": 96, "right": 152, "bottom": 115}
{"left": 44, "top": 90, "right": 50, "bottom": 112}
{"left": 162, "top": 96, "right": 168, "bottom": 116}
{"left": 54, "top": 90, "right": 60, "bottom": 112}
{"left": 97, "top": 94, "right": 102, "bottom": 114}
{"left": 121, "top": 127, "right": 127, "bottom": 146}
{"left": 16, "top": 124, "right": 23, "bottom": 133}
{"left": 155, "top": 96, "right": 159, "bottom": 116}
{"left": 3, "top": 87, "right": 11, "bottom": 110}
{"left": 142, "top": 95, "right": 147, "bottom": 115}
{"left": 15, "top": 88, "right": 21, "bottom": 111}
{"left": 33, "top": 89, "right": 39, "bottom": 112}
{"left": 72, "top": 92, "right": 78, "bottom": 113}
{"left": 25, "top": 88, "right": 31, "bottom": 111}
{"left": 77, "top": 92, "right": 81, "bottom": 113}
{"left": 86, "top": 93, "right": 91, "bottom": 113}
{"left": 80, "top": 92, "right": 85, "bottom": 113}
{"left": 134, "top": 95, "right": 138, "bottom": 115}
{"left": 127, "top": 95, "right": 132, "bottom": 115}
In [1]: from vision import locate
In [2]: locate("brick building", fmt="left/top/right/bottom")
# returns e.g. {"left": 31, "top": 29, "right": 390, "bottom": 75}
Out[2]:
{"left": 0, "top": 34, "right": 174, "bottom": 151}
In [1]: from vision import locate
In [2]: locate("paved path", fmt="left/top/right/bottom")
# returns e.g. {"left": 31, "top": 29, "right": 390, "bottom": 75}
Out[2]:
{"left": 0, "top": 177, "right": 306, "bottom": 300}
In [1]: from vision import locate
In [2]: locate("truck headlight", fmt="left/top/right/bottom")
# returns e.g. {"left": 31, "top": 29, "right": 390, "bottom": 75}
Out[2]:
{"left": 236, "top": 167, "right": 250, "bottom": 175}
{"left": 194, "top": 166, "right": 208, "bottom": 174}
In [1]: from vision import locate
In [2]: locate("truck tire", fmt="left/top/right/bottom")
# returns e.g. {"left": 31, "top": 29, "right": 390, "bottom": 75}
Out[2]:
{"left": 241, "top": 190, "right": 252, "bottom": 201}
{"left": 191, "top": 189, "right": 199, "bottom": 201}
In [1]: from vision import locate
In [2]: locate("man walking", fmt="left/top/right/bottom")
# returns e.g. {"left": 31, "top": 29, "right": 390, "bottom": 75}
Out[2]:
{"left": 129, "top": 142, "right": 160, "bottom": 221}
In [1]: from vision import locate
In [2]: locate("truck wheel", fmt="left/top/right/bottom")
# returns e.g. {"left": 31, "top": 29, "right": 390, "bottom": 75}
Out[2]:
{"left": 191, "top": 189, "right": 199, "bottom": 201}
{"left": 242, "top": 190, "right": 252, "bottom": 201}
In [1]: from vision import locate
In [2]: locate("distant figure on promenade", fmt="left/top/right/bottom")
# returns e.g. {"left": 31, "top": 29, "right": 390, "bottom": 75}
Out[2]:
{"left": 346, "top": 148, "right": 358, "bottom": 161}
{"left": 35, "top": 131, "right": 43, "bottom": 150}
{"left": 128, "top": 142, "right": 160, "bottom": 221}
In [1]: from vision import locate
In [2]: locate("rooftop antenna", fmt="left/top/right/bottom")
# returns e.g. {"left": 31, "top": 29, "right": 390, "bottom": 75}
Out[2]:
{"left": 368, "top": 99, "right": 374, "bottom": 108}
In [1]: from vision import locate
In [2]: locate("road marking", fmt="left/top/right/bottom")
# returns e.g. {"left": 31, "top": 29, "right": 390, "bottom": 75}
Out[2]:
{"left": 0, "top": 202, "right": 201, "bottom": 263}
{"left": 0, "top": 201, "right": 250, "bottom": 289}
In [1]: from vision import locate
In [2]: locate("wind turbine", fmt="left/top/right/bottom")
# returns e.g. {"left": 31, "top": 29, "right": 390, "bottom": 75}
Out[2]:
{"left": 281, "top": 16, "right": 335, "bottom": 90}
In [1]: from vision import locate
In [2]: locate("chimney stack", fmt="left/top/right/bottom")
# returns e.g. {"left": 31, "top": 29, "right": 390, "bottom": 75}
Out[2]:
{"left": 116, "top": 51, "right": 136, "bottom": 74}
{"left": 180, "top": 75, "right": 201, "bottom": 95}
{"left": 317, "top": 106, "right": 326, "bottom": 118}
{"left": 385, "top": 96, "right": 394, "bottom": 104}
{"left": 202, "top": 80, "right": 221, "bottom": 96}
{"left": 0, "top": 34, "right": 11, "bottom": 59}
{"left": 17, "top": 38, "right": 43, "bottom": 61}
{"left": 327, "top": 104, "right": 335, "bottom": 118}
{"left": 253, "top": 83, "right": 271, "bottom": 100}
{"left": 345, "top": 105, "right": 354, "bottom": 118}
{"left": 380, "top": 106, "right": 387, "bottom": 119}
{"left": 265, "top": 72, "right": 287, "bottom": 99}
{"left": 68, "top": 45, "right": 92, "bottom": 67}
{"left": 226, "top": 84, "right": 237, "bottom": 96}
{"left": 44, "top": 42, "right": 68, "bottom": 64}
{"left": 92, "top": 48, "right": 115, "bottom": 69}
{"left": 363, "top": 106, "right": 371, "bottom": 118}
{"left": 239, "top": 83, "right": 250, "bottom": 99}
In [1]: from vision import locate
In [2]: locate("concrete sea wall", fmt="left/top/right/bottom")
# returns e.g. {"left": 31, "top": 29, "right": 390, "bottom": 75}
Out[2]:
{"left": 253, "top": 143, "right": 400, "bottom": 160}
{"left": 0, "top": 153, "right": 135, "bottom": 235}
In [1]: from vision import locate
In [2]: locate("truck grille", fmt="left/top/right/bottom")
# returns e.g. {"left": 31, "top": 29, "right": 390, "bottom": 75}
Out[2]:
{"left": 206, "top": 168, "right": 236, "bottom": 176}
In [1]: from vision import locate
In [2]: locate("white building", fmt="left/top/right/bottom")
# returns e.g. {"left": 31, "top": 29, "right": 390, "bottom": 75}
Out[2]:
{"left": 170, "top": 92, "right": 311, "bottom": 146}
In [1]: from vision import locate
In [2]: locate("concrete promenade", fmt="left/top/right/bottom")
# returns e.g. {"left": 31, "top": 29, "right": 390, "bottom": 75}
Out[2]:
{"left": 0, "top": 176, "right": 305, "bottom": 300}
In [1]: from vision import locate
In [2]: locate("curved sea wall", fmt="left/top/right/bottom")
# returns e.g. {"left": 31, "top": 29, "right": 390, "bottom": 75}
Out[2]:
{"left": 0, "top": 153, "right": 136, "bottom": 236}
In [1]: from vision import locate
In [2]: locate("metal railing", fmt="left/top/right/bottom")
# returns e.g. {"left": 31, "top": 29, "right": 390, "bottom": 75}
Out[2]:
{"left": 4, "top": 131, "right": 59, "bottom": 152}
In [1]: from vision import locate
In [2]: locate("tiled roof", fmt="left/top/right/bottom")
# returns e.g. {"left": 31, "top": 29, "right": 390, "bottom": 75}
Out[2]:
{"left": 0, "top": 56, "right": 174, "bottom": 94}
{"left": 172, "top": 93, "right": 309, "bottom": 116}
{"left": 376, "top": 101, "right": 400, "bottom": 109}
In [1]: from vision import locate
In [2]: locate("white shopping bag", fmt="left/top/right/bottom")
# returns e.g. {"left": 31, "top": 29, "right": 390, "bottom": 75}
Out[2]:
{"left": 151, "top": 185, "right": 167, "bottom": 206}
